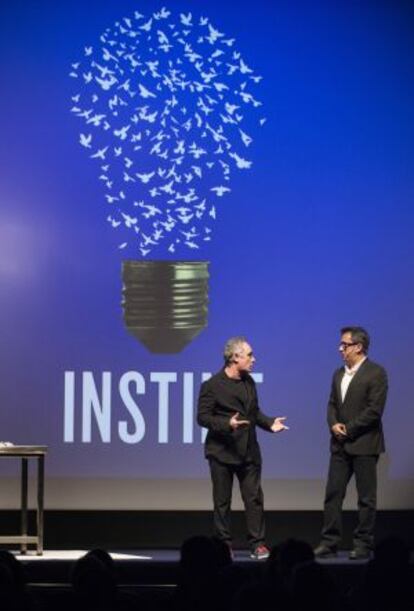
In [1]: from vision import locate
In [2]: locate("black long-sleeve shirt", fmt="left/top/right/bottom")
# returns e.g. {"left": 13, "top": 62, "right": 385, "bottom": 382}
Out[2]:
{"left": 197, "top": 369, "right": 274, "bottom": 465}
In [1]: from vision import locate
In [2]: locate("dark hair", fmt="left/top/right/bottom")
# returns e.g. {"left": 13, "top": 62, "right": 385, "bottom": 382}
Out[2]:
{"left": 341, "top": 326, "right": 370, "bottom": 353}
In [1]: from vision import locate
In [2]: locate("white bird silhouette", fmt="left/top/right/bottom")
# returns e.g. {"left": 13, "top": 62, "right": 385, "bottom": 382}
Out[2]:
{"left": 96, "top": 76, "right": 117, "bottom": 90}
{"left": 90, "top": 146, "right": 109, "bottom": 159}
{"left": 176, "top": 188, "right": 197, "bottom": 203}
{"left": 157, "top": 29, "right": 170, "bottom": 44}
{"left": 206, "top": 123, "right": 227, "bottom": 143}
{"left": 107, "top": 215, "right": 121, "bottom": 227}
{"left": 123, "top": 171, "right": 136, "bottom": 182}
{"left": 153, "top": 228, "right": 164, "bottom": 240}
{"left": 138, "top": 83, "right": 157, "bottom": 98}
{"left": 113, "top": 125, "right": 131, "bottom": 140}
{"left": 220, "top": 113, "right": 237, "bottom": 125}
{"left": 239, "top": 59, "right": 253, "bottom": 74}
{"left": 180, "top": 12, "right": 193, "bottom": 26}
{"left": 87, "top": 113, "right": 106, "bottom": 126}
{"left": 195, "top": 199, "right": 206, "bottom": 212}
{"left": 185, "top": 239, "right": 199, "bottom": 248}
{"left": 213, "top": 82, "right": 229, "bottom": 92}
{"left": 79, "top": 133, "right": 92, "bottom": 148}
{"left": 188, "top": 143, "right": 207, "bottom": 159}
{"left": 121, "top": 213, "right": 138, "bottom": 227}
{"left": 182, "top": 230, "right": 199, "bottom": 242}
{"left": 211, "top": 186, "right": 231, "bottom": 196}
{"left": 191, "top": 166, "right": 203, "bottom": 178}
{"left": 229, "top": 152, "right": 252, "bottom": 169}
{"left": 206, "top": 23, "right": 224, "bottom": 44}
{"left": 159, "top": 180, "right": 176, "bottom": 194}
{"left": 118, "top": 78, "right": 131, "bottom": 92}
{"left": 197, "top": 98, "right": 214, "bottom": 115}
{"left": 78, "top": 109, "right": 93, "bottom": 119}
{"left": 141, "top": 232, "right": 157, "bottom": 245}
{"left": 239, "top": 91, "right": 262, "bottom": 106}
{"left": 137, "top": 202, "right": 162, "bottom": 217}
{"left": 225, "top": 102, "right": 240, "bottom": 115}
{"left": 154, "top": 7, "right": 171, "bottom": 19}
{"left": 102, "top": 48, "right": 118, "bottom": 62}
{"left": 239, "top": 129, "right": 253, "bottom": 146}
{"left": 136, "top": 172, "right": 155, "bottom": 183}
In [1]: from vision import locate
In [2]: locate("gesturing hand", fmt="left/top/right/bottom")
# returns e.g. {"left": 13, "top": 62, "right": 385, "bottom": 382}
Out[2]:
{"left": 229, "top": 412, "right": 250, "bottom": 430}
{"left": 271, "top": 417, "right": 289, "bottom": 433}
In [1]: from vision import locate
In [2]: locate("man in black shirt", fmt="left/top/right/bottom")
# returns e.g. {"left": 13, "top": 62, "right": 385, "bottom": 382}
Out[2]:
{"left": 197, "top": 336, "right": 288, "bottom": 559}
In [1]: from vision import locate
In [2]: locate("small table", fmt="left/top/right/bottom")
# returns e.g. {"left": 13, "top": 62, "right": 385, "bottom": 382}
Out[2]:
{"left": 0, "top": 445, "right": 47, "bottom": 555}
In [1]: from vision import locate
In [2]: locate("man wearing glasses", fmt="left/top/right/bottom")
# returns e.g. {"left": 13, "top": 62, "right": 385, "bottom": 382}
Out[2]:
{"left": 314, "top": 326, "right": 388, "bottom": 559}
{"left": 197, "top": 336, "right": 288, "bottom": 560}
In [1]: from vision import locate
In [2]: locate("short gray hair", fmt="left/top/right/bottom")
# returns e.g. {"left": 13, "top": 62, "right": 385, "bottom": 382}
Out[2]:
{"left": 223, "top": 336, "right": 248, "bottom": 365}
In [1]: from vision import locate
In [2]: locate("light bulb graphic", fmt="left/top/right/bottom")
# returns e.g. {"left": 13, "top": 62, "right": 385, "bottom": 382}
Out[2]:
{"left": 69, "top": 7, "right": 265, "bottom": 352}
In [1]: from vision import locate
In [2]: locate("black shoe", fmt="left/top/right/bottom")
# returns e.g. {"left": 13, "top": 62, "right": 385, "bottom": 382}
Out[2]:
{"left": 314, "top": 545, "right": 337, "bottom": 558}
{"left": 349, "top": 547, "right": 370, "bottom": 560}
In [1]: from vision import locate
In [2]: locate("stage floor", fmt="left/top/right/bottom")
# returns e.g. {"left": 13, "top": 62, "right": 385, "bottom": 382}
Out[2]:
{"left": 11, "top": 548, "right": 383, "bottom": 586}
{"left": 15, "top": 548, "right": 374, "bottom": 563}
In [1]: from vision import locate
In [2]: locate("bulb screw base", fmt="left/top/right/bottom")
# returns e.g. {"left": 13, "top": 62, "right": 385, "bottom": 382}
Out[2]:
{"left": 121, "top": 260, "right": 209, "bottom": 353}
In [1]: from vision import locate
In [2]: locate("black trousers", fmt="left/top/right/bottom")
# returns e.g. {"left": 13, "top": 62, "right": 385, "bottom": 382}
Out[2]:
{"left": 208, "top": 458, "right": 265, "bottom": 549}
{"left": 321, "top": 449, "right": 378, "bottom": 550}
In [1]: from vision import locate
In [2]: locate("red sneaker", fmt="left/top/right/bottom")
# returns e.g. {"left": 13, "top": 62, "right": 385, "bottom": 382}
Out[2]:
{"left": 250, "top": 544, "right": 270, "bottom": 560}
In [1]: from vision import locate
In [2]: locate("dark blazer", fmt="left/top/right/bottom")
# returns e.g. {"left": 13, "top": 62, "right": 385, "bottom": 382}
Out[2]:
{"left": 327, "top": 358, "right": 388, "bottom": 455}
{"left": 197, "top": 369, "right": 274, "bottom": 465}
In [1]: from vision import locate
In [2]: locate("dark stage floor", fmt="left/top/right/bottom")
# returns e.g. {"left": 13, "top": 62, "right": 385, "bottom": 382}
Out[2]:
{"left": 12, "top": 548, "right": 391, "bottom": 587}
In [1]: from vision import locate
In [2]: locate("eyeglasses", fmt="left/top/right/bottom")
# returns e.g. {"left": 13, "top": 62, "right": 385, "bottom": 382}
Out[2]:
{"left": 339, "top": 341, "right": 357, "bottom": 350}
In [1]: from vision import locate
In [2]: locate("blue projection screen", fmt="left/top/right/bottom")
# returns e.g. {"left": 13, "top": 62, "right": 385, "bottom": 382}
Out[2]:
{"left": 0, "top": 0, "right": 413, "bottom": 509}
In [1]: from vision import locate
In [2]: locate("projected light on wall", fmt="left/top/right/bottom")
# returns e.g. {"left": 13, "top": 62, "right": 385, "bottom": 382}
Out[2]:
{"left": 70, "top": 6, "right": 265, "bottom": 352}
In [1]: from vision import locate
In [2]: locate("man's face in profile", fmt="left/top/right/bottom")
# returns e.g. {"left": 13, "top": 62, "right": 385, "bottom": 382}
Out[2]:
{"left": 234, "top": 342, "right": 255, "bottom": 374}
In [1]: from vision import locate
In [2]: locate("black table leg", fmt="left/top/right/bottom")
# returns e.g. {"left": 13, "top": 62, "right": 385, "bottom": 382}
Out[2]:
{"left": 37, "top": 455, "right": 44, "bottom": 555}
{"left": 21, "top": 457, "right": 28, "bottom": 554}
